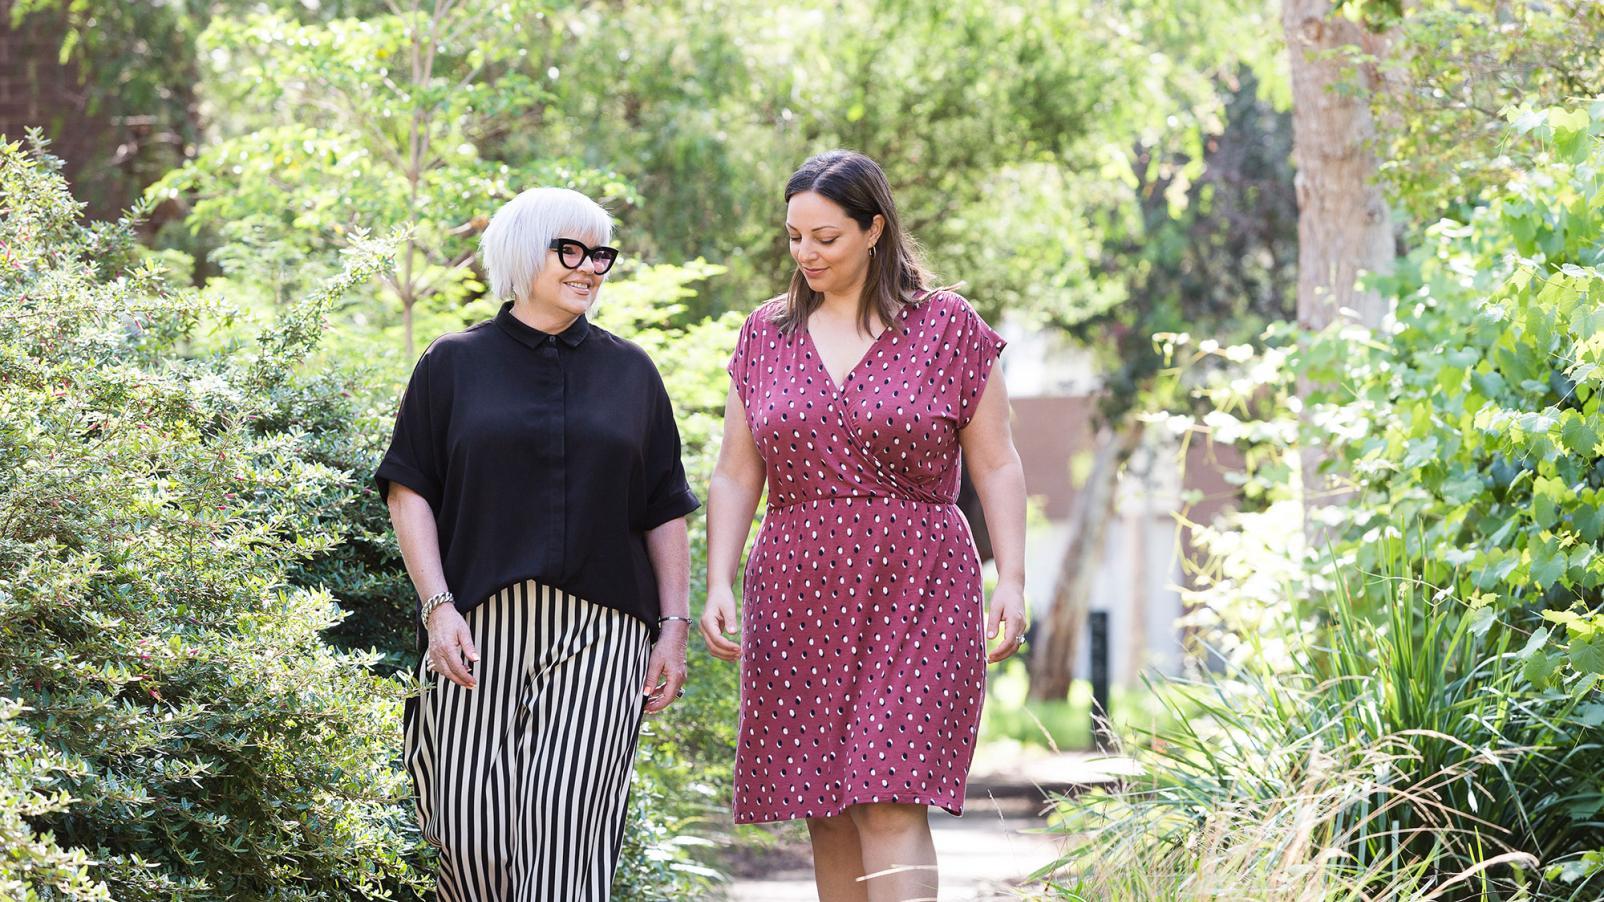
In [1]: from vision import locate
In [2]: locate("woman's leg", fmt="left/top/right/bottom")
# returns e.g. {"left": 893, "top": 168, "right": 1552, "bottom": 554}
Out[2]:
{"left": 404, "top": 588, "right": 530, "bottom": 901}
{"left": 806, "top": 813, "right": 870, "bottom": 902}
{"left": 514, "top": 584, "right": 651, "bottom": 901}
{"left": 847, "top": 802, "right": 938, "bottom": 902}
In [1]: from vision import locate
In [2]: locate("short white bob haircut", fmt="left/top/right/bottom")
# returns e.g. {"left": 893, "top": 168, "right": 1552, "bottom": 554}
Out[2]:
{"left": 480, "top": 187, "right": 614, "bottom": 301}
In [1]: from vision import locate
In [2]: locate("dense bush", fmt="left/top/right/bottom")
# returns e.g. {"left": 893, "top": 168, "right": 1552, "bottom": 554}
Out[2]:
{"left": 2, "top": 137, "right": 749, "bottom": 899}
{"left": 1183, "top": 103, "right": 1604, "bottom": 689}
{"left": 0, "top": 138, "right": 433, "bottom": 897}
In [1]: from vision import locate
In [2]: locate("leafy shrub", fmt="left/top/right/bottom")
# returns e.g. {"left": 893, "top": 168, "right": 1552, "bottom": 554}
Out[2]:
{"left": 0, "top": 136, "right": 433, "bottom": 899}
{"left": 1129, "top": 103, "right": 1604, "bottom": 894}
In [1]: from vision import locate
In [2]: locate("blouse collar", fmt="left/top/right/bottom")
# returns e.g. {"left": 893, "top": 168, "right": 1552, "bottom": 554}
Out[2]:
{"left": 495, "top": 300, "right": 590, "bottom": 350}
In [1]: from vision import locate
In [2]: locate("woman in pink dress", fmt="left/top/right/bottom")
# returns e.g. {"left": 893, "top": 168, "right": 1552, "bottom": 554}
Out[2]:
{"left": 702, "top": 150, "right": 1028, "bottom": 901}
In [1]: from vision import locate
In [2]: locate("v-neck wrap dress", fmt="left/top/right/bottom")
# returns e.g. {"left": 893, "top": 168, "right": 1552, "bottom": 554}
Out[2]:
{"left": 726, "top": 289, "right": 1006, "bottom": 824}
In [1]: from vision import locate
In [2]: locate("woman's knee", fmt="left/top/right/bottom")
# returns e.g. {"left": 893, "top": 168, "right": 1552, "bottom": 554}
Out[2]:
{"left": 806, "top": 811, "right": 859, "bottom": 837}
{"left": 845, "top": 801, "right": 926, "bottom": 837}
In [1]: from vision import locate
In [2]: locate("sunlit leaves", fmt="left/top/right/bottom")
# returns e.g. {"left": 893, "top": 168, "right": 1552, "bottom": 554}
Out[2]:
{"left": 153, "top": 1, "right": 623, "bottom": 357}
{"left": 2, "top": 139, "right": 431, "bottom": 900}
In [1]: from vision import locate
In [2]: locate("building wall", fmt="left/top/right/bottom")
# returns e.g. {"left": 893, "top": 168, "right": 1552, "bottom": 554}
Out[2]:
{"left": 1000, "top": 317, "right": 1243, "bottom": 688}
{"left": 1011, "top": 395, "right": 1092, "bottom": 520}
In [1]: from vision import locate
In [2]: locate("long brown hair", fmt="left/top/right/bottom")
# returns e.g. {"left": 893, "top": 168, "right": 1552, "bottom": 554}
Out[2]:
{"left": 772, "top": 150, "right": 934, "bottom": 336}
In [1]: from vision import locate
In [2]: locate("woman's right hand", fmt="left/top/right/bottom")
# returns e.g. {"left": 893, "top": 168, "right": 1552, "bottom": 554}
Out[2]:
{"left": 427, "top": 605, "right": 479, "bottom": 689}
{"left": 699, "top": 585, "right": 741, "bottom": 662}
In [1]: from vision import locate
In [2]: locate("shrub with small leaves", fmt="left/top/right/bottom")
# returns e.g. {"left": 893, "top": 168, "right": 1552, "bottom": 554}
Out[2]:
{"left": 0, "top": 136, "right": 431, "bottom": 899}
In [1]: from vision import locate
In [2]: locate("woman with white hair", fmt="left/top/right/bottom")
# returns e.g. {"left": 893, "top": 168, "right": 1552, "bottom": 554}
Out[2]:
{"left": 376, "top": 187, "right": 700, "bottom": 900}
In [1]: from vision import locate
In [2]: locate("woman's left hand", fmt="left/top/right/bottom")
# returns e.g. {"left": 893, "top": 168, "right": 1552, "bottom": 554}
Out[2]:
{"left": 642, "top": 621, "right": 689, "bottom": 714}
{"left": 986, "top": 582, "right": 1027, "bottom": 664}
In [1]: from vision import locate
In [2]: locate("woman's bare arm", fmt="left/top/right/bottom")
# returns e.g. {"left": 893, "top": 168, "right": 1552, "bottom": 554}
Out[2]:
{"left": 702, "top": 386, "right": 766, "bottom": 659}
{"left": 958, "top": 374, "right": 1028, "bottom": 662}
{"left": 388, "top": 483, "right": 478, "bottom": 688}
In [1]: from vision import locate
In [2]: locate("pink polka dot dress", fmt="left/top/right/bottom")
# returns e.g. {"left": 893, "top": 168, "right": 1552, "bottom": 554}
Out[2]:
{"left": 726, "top": 289, "right": 1006, "bottom": 824}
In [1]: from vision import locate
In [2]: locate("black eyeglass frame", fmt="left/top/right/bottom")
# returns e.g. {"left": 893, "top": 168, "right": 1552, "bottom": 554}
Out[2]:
{"left": 547, "top": 238, "right": 620, "bottom": 274}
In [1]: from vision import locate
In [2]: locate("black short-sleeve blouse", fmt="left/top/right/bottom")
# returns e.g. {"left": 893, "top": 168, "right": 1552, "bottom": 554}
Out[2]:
{"left": 375, "top": 301, "right": 701, "bottom": 641}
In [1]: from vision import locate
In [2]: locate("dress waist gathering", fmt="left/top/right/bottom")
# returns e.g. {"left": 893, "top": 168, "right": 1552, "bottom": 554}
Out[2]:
{"left": 764, "top": 493, "right": 958, "bottom": 513}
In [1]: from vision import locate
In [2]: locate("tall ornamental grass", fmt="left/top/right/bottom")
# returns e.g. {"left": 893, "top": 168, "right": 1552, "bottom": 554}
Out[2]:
{"left": 1045, "top": 547, "right": 1604, "bottom": 900}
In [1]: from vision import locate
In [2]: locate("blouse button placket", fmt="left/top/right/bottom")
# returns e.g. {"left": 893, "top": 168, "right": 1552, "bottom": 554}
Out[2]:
{"left": 539, "top": 335, "right": 566, "bottom": 569}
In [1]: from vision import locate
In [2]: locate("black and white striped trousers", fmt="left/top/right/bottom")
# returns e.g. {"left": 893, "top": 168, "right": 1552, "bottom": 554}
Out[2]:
{"left": 403, "top": 580, "right": 652, "bottom": 901}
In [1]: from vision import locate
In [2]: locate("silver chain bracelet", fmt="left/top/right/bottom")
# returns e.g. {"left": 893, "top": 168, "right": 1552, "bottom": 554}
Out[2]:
{"left": 420, "top": 590, "right": 455, "bottom": 625}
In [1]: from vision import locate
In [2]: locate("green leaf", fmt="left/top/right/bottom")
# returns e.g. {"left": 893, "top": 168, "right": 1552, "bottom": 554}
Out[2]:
{"left": 1473, "top": 550, "right": 1521, "bottom": 590}
{"left": 1565, "top": 793, "right": 1604, "bottom": 820}
{"left": 1524, "top": 652, "right": 1557, "bottom": 689}
{"left": 1471, "top": 369, "right": 1507, "bottom": 398}
{"left": 1549, "top": 106, "right": 1592, "bottom": 135}
{"left": 1570, "top": 637, "right": 1604, "bottom": 675}
{"left": 1543, "top": 609, "right": 1586, "bottom": 629}
{"left": 1532, "top": 546, "right": 1569, "bottom": 588}
{"left": 1560, "top": 414, "right": 1597, "bottom": 456}
{"left": 1467, "top": 604, "right": 1498, "bottom": 637}
{"left": 1518, "top": 626, "right": 1551, "bottom": 660}
{"left": 1402, "top": 436, "right": 1440, "bottom": 470}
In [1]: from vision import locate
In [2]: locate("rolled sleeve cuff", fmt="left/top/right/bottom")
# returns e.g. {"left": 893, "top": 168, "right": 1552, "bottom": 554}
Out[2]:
{"left": 374, "top": 462, "right": 442, "bottom": 512}
{"left": 641, "top": 489, "right": 701, "bottom": 532}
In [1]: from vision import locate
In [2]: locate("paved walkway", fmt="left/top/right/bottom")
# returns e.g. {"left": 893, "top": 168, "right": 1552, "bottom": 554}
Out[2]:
{"left": 725, "top": 751, "right": 1137, "bottom": 901}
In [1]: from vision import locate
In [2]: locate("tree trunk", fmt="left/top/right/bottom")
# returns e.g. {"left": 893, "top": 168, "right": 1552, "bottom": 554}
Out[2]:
{"left": 1282, "top": 0, "right": 1396, "bottom": 534}
{"left": 403, "top": 295, "right": 415, "bottom": 360}
{"left": 1028, "top": 418, "right": 1145, "bottom": 702}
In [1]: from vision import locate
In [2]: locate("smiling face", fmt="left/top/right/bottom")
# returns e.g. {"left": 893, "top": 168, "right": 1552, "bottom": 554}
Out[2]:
{"left": 786, "top": 191, "right": 884, "bottom": 300}
{"left": 527, "top": 235, "right": 610, "bottom": 319}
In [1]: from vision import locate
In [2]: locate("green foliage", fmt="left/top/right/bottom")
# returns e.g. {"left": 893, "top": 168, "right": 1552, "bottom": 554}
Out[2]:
{"left": 1171, "top": 101, "right": 1604, "bottom": 657}
{"left": 30, "top": 0, "right": 1292, "bottom": 347}
{"left": 1376, "top": 1, "right": 1604, "bottom": 218}
{"left": 0, "top": 697, "right": 110, "bottom": 899}
{"left": 1153, "top": 101, "right": 1604, "bottom": 888}
{"left": 529, "top": 0, "right": 1285, "bottom": 327}
{"left": 8, "top": 0, "right": 206, "bottom": 214}
{"left": 0, "top": 138, "right": 431, "bottom": 898}
{"left": 1048, "top": 551, "right": 1604, "bottom": 899}
{"left": 8, "top": 0, "right": 390, "bottom": 216}
{"left": 148, "top": 1, "right": 632, "bottom": 356}
{"left": 1328, "top": 103, "right": 1604, "bottom": 683}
